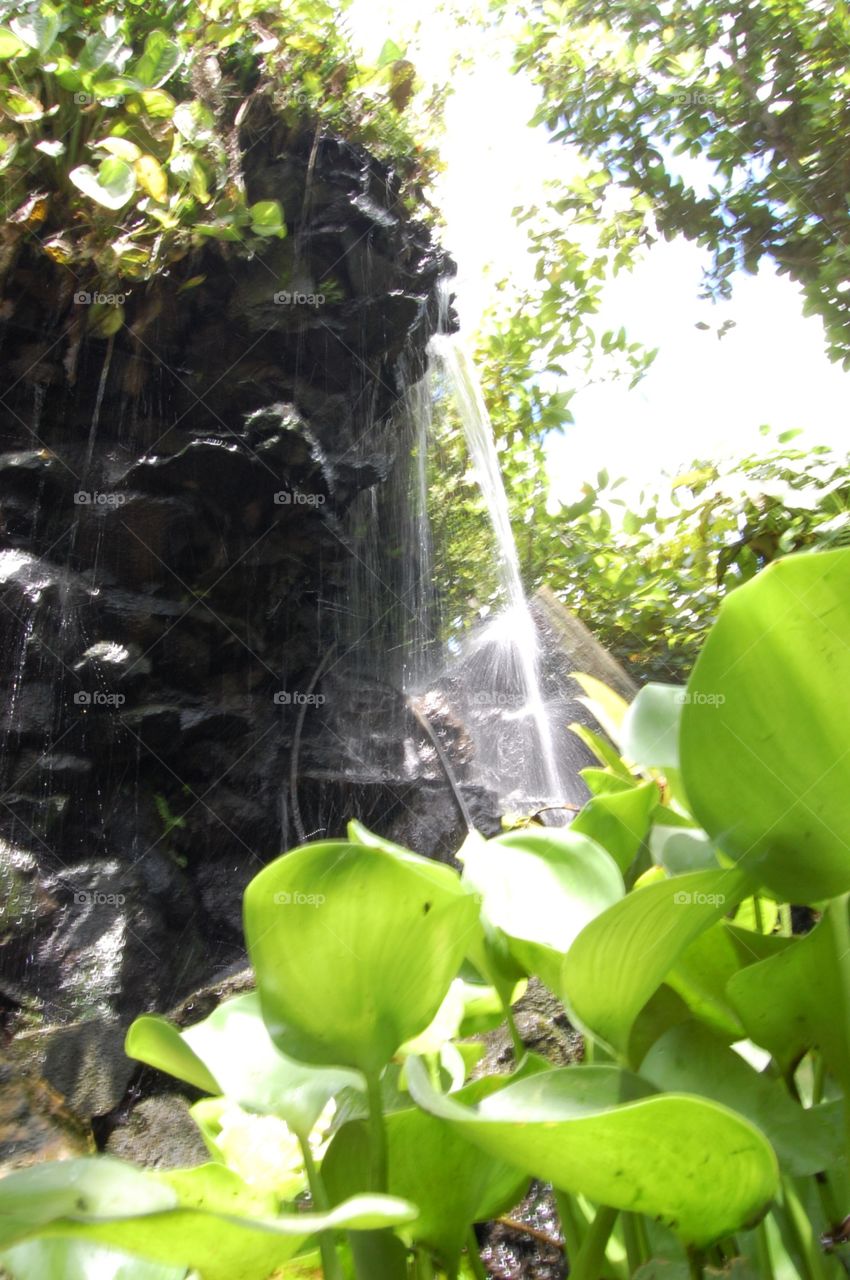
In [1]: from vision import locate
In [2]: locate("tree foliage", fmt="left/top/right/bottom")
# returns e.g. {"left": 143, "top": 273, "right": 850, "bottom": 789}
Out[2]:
{"left": 511, "top": 0, "right": 850, "bottom": 364}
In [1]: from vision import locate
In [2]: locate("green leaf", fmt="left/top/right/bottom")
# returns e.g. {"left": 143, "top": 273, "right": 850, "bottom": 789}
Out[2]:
{"left": 459, "top": 827, "right": 624, "bottom": 993}
{"left": 727, "top": 901, "right": 850, "bottom": 1092}
{"left": 249, "top": 199, "right": 287, "bottom": 238}
{"left": 407, "top": 1058, "right": 778, "bottom": 1247}
{"left": 680, "top": 549, "right": 850, "bottom": 900}
{"left": 132, "top": 30, "right": 182, "bottom": 89}
{"left": 0, "top": 1157, "right": 417, "bottom": 1280}
{"left": 98, "top": 136, "right": 142, "bottom": 162}
{"left": 642, "top": 1023, "right": 844, "bottom": 1177}
{"left": 0, "top": 1239, "right": 182, "bottom": 1280}
{"left": 0, "top": 27, "right": 26, "bottom": 58}
{"left": 663, "top": 922, "right": 745, "bottom": 1040}
{"left": 651, "top": 826, "right": 719, "bottom": 874}
{"left": 135, "top": 153, "right": 168, "bottom": 202}
{"left": 243, "top": 837, "right": 480, "bottom": 1074}
{"left": 622, "top": 683, "right": 684, "bottom": 768}
{"left": 571, "top": 780, "right": 658, "bottom": 873}
{"left": 70, "top": 158, "right": 136, "bottom": 210}
{"left": 1, "top": 89, "right": 44, "bottom": 121}
{"left": 127, "top": 992, "right": 362, "bottom": 1136}
{"left": 562, "top": 868, "right": 751, "bottom": 1058}
{"left": 324, "top": 1104, "right": 527, "bottom": 1270}
{"left": 10, "top": 2, "right": 59, "bottom": 54}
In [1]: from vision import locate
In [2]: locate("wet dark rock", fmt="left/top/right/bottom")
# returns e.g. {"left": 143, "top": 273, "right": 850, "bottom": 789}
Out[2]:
{"left": 105, "top": 1094, "right": 209, "bottom": 1169}
{"left": 0, "top": 1058, "right": 94, "bottom": 1172}
{"left": 10, "top": 1018, "right": 137, "bottom": 1119}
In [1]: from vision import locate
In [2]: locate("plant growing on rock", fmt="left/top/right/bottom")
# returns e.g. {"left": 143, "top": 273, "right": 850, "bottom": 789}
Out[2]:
{"left": 1, "top": 547, "right": 850, "bottom": 1279}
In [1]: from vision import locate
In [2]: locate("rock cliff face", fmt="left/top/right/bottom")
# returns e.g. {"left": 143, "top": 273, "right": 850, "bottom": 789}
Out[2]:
{"left": 0, "top": 119, "right": 466, "bottom": 1060}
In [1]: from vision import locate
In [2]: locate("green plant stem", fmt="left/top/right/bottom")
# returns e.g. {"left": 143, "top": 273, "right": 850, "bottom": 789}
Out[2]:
{"left": 298, "top": 1134, "right": 343, "bottom": 1280}
{"left": 554, "top": 1188, "right": 586, "bottom": 1262}
{"left": 503, "top": 998, "right": 525, "bottom": 1061}
{"left": 686, "top": 1246, "right": 705, "bottom": 1280}
{"left": 755, "top": 1219, "right": 775, "bottom": 1280}
{"left": 812, "top": 1052, "right": 826, "bottom": 1106}
{"left": 825, "top": 896, "right": 850, "bottom": 1166}
{"left": 568, "top": 1203, "right": 618, "bottom": 1280}
{"left": 415, "top": 1245, "right": 435, "bottom": 1279}
{"left": 465, "top": 1229, "right": 488, "bottom": 1280}
{"left": 622, "top": 1213, "right": 648, "bottom": 1272}
{"left": 366, "top": 1071, "right": 389, "bottom": 1193}
{"left": 781, "top": 1178, "right": 829, "bottom": 1280}
{"left": 753, "top": 892, "right": 765, "bottom": 933}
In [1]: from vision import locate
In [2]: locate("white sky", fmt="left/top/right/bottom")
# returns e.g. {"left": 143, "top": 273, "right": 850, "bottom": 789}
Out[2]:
{"left": 347, "top": 0, "right": 850, "bottom": 499}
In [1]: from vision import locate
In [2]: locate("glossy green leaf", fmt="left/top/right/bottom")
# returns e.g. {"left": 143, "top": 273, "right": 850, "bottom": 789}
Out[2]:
{"left": 650, "top": 826, "right": 719, "bottom": 875}
{"left": 324, "top": 1102, "right": 527, "bottom": 1270}
{"left": 0, "top": 1239, "right": 181, "bottom": 1280}
{"left": 460, "top": 827, "right": 623, "bottom": 993}
{"left": 680, "top": 549, "right": 850, "bottom": 900}
{"left": 10, "top": 2, "right": 59, "bottom": 54}
{"left": 0, "top": 27, "right": 26, "bottom": 58}
{"left": 132, "top": 30, "right": 182, "bottom": 89}
{"left": 249, "top": 199, "right": 287, "bottom": 238}
{"left": 562, "top": 868, "right": 750, "bottom": 1057}
{"left": 622, "top": 682, "right": 683, "bottom": 768}
{"left": 407, "top": 1058, "right": 778, "bottom": 1247}
{"left": 663, "top": 922, "right": 746, "bottom": 1040}
{"left": 727, "top": 900, "right": 850, "bottom": 1092}
{"left": 571, "top": 780, "right": 658, "bottom": 873}
{"left": 642, "top": 1023, "right": 844, "bottom": 1177}
{"left": 70, "top": 158, "right": 136, "bottom": 209}
{"left": 0, "top": 1157, "right": 416, "bottom": 1280}
{"left": 244, "top": 837, "right": 480, "bottom": 1074}
{"left": 127, "top": 992, "right": 363, "bottom": 1135}
{"left": 1, "top": 89, "right": 44, "bottom": 121}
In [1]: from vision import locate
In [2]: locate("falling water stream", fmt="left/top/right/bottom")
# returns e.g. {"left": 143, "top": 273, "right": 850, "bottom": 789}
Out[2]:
{"left": 419, "top": 295, "right": 564, "bottom": 808}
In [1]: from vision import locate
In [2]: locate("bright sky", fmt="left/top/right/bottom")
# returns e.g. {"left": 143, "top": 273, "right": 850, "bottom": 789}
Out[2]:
{"left": 347, "top": 0, "right": 850, "bottom": 499}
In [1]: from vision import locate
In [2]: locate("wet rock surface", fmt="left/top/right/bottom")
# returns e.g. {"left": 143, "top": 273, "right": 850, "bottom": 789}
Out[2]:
{"left": 0, "top": 120, "right": 481, "bottom": 1156}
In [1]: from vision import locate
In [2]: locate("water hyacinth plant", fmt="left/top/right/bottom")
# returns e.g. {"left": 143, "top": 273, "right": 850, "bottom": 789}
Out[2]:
{"left": 1, "top": 547, "right": 850, "bottom": 1279}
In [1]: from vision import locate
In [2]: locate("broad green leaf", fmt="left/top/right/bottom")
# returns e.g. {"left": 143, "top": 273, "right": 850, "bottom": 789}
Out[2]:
{"left": 97, "top": 136, "right": 141, "bottom": 162}
{"left": 132, "top": 30, "right": 182, "bottom": 89}
{"left": 569, "top": 721, "right": 633, "bottom": 777}
{"left": 138, "top": 89, "right": 176, "bottom": 117}
{"left": 173, "top": 100, "right": 215, "bottom": 144}
{"left": 407, "top": 1058, "right": 778, "bottom": 1247}
{"left": 156, "top": 1163, "right": 277, "bottom": 1217}
{"left": 571, "top": 780, "right": 658, "bottom": 873}
{"left": 376, "top": 38, "right": 405, "bottom": 68}
{"left": 727, "top": 900, "right": 850, "bottom": 1093}
{"left": 622, "top": 682, "right": 683, "bottom": 768}
{"left": 10, "top": 2, "right": 59, "bottom": 53}
{"left": 680, "top": 549, "right": 850, "bottom": 900}
{"left": 642, "top": 1023, "right": 844, "bottom": 1177}
{"left": 249, "top": 199, "right": 287, "bottom": 238}
{"left": 0, "top": 1158, "right": 416, "bottom": 1280}
{"left": 324, "top": 1105, "right": 527, "bottom": 1269}
{"left": 459, "top": 827, "right": 624, "bottom": 993}
{"left": 88, "top": 302, "right": 125, "bottom": 337}
{"left": 0, "top": 1239, "right": 182, "bottom": 1280}
{"left": 127, "top": 992, "right": 362, "bottom": 1135}
{"left": 650, "top": 826, "right": 719, "bottom": 874}
{"left": 0, "top": 27, "right": 25, "bottom": 58}
{"left": 70, "top": 159, "right": 136, "bottom": 209}
{"left": 664, "top": 922, "right": 746, "bottom": 1040}
{"left": 135, "top": 153, "right": 168, "bottom": 202}
{"left": 79, "top": 26, "right": 127, "bottom": 73}
{"left": 562, "top": 868, "right": 750, "bottom": 1057}
{"left": 244, "top": 838, "right": 480, "bottom": 1074}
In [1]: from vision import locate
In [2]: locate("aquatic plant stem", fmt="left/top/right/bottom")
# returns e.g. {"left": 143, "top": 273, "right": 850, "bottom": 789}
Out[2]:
{"left": 465, "top": 1229, "right": 488, "bottom": 1280}
{"left": 568, "top": 1203, "right": 618, "bottom": 1280}
{"left": 554, "top": 1188, "right": 586, "bottom": 1261}
{"left": 298, "top": 1135, "right": 343, "bottom": 1280}
{"left": 366, "top": 1070, "right": 389, "bottom": 1192}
